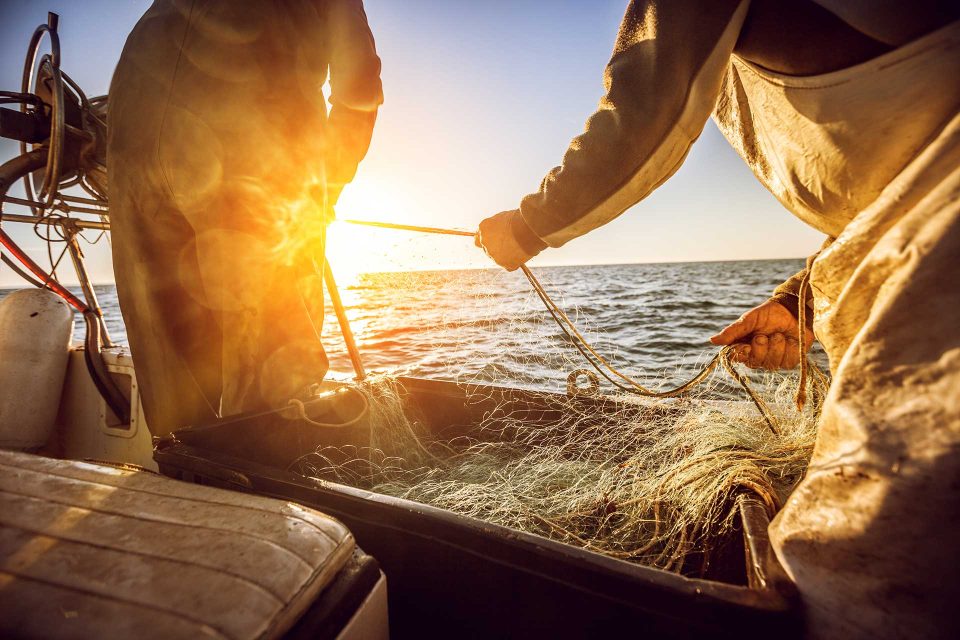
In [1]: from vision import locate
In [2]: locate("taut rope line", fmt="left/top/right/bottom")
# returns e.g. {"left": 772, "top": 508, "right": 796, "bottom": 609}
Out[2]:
{"left": 338, "top": 218, "right": 826, "bottom": 433}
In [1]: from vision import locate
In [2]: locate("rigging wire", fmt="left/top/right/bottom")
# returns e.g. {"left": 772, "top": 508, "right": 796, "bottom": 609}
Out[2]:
{"left": 1, "top": 252, "right": 45, "bottom": 288}
{"left": 0, "top": 227, "right": 88, "bottom": 312}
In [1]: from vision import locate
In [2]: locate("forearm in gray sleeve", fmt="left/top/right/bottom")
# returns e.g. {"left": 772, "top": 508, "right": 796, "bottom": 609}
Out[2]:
{"left": 519, "top": 0, "right": 749, "bottom": 248}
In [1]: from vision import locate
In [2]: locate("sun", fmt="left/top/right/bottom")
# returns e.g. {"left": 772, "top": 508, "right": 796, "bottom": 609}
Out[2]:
{"left": 323, "top": 181, "right": 415, "bottom": 285}
{"left": 322, "top": 179, "right": 489, "bottom": 287}
{"left": 322, "top": 221, "right": 384, "bottom": 285}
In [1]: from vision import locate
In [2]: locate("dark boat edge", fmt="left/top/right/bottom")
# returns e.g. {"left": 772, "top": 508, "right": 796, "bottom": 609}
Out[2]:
{"left": 154, "top": 375, "right": 803, "bottom": 639}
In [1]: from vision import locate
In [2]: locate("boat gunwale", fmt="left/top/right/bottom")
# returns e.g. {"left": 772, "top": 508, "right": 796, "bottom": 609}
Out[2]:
{"left": 155, "top": 375, "right": 801, "bottom": 636}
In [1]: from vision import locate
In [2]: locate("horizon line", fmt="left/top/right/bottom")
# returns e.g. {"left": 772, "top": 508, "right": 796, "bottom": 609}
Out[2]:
{"left": 1, "top": 255, "right": 809, "bottom": 288}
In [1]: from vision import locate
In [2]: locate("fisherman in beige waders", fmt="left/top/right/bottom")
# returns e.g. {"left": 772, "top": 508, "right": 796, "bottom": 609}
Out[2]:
{"left": 108, "top": 0, "right": 382, "bottom": 434}
{"left": 477, "top": 1, "right": 960, "bottom": 638}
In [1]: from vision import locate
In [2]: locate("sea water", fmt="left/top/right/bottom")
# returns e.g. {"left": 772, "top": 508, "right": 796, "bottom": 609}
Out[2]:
{"left": 0, "top": 258, "right": 822, "bottom": 394}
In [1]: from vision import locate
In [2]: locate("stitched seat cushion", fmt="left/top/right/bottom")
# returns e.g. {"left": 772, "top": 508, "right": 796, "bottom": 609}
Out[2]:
{"left": 0, "top": 449, "right": 355, "bottom": 640}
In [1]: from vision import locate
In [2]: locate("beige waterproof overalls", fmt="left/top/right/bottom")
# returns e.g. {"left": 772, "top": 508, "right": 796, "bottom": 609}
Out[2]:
{"left": 108, "top": 0, "right": 382, "bottom": 435}
{"left": 506, "top": 1, "right": 960, "bottom": 635}
{"left": 720, "top": 25, "right": 960, "bottom": 639}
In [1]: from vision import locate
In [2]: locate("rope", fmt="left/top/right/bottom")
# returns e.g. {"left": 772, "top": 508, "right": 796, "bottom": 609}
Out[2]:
{"left": 338, "top": 218, "right": 828, "bottom": 433}
{"left": 795, "top": 271, "right": 812, "bottom": 411}
{"left": 340, "top": 219, "right": 475, "bottom": 238}
{"left": 1, "top": 252, "right": 45, "bottom": 288}
{"left": 522, "top": 264, "right": 719, "bottom": 397}
{"left": 521, "top": 264, "right": 780, "bottom": 434}
{"left": 287, "top": 386, "right": 370, "bottom": 429}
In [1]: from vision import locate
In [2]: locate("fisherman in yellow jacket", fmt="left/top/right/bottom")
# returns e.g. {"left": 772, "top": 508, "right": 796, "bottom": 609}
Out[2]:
{"left": 108, "top": 0, "right": 382, "bottom": 434}
{"left": 477, "top": 1, "right": 960, "bottom": 638}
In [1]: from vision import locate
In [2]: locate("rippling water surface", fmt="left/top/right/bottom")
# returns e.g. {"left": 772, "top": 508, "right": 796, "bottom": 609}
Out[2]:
{"left": 0, "top": 259, "right": 818, "bottom": 395}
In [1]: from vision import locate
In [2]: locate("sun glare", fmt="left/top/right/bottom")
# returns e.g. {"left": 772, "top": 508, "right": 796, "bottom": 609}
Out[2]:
{"left": 326, "top": 183, "right": 422, "bottom": 284}
{"left": 324, "top": 179, "right": 490, "bottom": 288}
{"left": 324, "top": 221, "right": 390, "bottom": 285}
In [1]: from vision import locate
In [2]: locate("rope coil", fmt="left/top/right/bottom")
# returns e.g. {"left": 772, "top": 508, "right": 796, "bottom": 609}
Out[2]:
{"left": 287, "top": 386, "right": 371, "bottom": 429}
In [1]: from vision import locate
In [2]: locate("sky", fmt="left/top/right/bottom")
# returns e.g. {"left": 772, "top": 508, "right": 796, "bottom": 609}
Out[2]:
{"left": 0, "top": 0, "right": 825, "bottom": 285}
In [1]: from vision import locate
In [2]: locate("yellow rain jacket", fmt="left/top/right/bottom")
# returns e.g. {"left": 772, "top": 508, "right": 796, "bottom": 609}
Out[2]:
{"left": 511, "top": 1, "right": 960, "bottom": 637}
{"left": 108, "top": 0, "right": 382, "bottom": 434}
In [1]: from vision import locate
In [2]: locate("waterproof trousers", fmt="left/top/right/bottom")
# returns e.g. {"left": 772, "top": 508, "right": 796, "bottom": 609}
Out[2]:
{"left": 107, "top": 0, "right": 381, "bottom": 435}
{"left": 768, "top": 113, "right": 960, "bottom": 639}
{"left": 108, "top": 24, "right": 330, "bottom": 435}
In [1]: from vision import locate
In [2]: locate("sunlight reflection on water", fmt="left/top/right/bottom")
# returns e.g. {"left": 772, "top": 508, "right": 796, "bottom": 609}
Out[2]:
{"left": 1, "top": 259, "right": 826, "bottom": 395}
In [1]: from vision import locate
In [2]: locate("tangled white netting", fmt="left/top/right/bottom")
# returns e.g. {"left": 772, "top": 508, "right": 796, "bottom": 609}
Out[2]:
{"left": 300, "top": 262, "right": 828, "bottom": 574}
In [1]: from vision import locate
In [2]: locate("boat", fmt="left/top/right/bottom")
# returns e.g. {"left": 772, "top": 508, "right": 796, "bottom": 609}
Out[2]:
{"left": 0, "top": 14, "right": 801, "bottom": 639}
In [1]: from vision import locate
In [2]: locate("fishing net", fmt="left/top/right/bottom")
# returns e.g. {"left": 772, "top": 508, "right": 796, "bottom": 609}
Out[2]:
{"left": 295, "top": 263, "right": 828, "bottom": 574}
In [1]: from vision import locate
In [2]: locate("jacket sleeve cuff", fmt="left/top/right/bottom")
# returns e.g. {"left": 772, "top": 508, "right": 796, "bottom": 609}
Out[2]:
{"left": 510, "top": 210, "right": 549, "bottom": 256}
{"left": 770, "top": 292, "right": 812, "bottom": 320}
